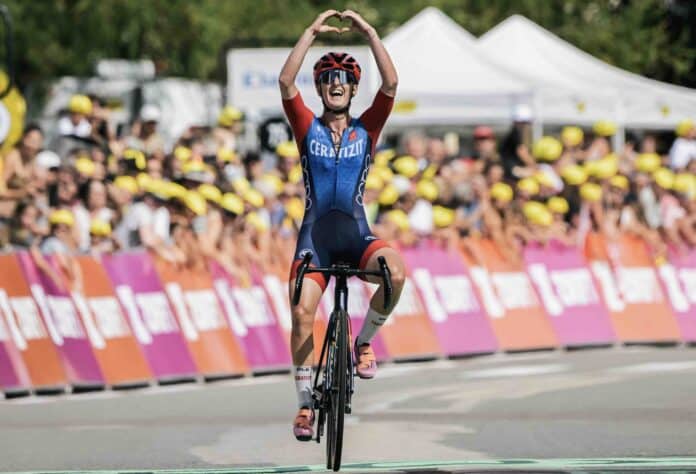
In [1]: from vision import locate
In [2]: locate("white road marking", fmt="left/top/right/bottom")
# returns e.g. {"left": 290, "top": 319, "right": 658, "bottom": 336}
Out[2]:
{"left": 461, "top": 363, "right": 569, "bottom": 379}
{"left": 608, "top": 361, "right": 696, "bottom": 374}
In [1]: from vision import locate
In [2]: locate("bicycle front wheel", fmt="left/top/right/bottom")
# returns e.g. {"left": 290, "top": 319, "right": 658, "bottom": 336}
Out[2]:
{"left": 326, "top": 309, "right": 348, "bottom": 471}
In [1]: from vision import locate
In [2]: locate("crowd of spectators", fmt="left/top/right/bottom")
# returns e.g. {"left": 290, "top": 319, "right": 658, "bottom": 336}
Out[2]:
{"left": 1, "top": 93, "right": 695, "bottom": 288}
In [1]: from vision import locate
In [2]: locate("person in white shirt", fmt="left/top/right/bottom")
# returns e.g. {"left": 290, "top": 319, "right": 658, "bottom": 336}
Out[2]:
{"left": 57, "top": 95, "right": 92, "bottom": 138}
{"left": 669, "top": 119, "right": 696, "bottom": 171}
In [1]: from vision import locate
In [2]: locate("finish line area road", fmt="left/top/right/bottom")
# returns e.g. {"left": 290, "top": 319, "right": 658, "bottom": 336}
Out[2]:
{"left": 3, "top": 346, "right": 696, "bottom": 473}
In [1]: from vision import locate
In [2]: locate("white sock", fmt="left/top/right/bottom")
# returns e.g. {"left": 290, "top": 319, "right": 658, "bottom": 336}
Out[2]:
{"left": 356, "top": 307, "right": 389, "bottom": 347}
{"left": 294, "top": 366, "right": 313, "bottom": 409}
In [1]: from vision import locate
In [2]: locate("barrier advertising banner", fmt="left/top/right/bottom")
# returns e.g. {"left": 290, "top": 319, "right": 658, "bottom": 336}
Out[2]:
{"left": 402, "top": 242, "right": 498, "bottom": 356}
{"left": 75, "top": 255, "right": 152, "bottom": 385}
{"left": 462, "top": 239, "right": 557, "bottom": 351}
{"left": 155, "top": 259, "right": 249, "bottom": 377}
{"left": 524, "top": 241, "right": 615, "bottom": 347}
{"left": 102, "top": 252, "right": 197, "bottom": 381}
{"left": 585, "top": 234, "right": 680, "bottom": 342}
{"left": 0, "top": 255, "right": 66, "bottom": 390}
{"left": 16, "top": 252, "right": 104, "bottom": 387}
{"left": 658, "top": 249, "right": 696, "bottom": 342}
{"left": 0, "top": 309, "right": 30, "bottom": 394}
{"left": 209, "top": 261, "right": 291, "bottom": 372}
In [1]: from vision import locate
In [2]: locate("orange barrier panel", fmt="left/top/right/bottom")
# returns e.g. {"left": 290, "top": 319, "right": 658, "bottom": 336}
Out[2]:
{"left": 363, "top": 272, "right": 441, "bottom": 360}
{"left": 75, "top": 256, "right": 152, "bottom": 385}
{"left": 584, "top": 233, "right": 680, "bottom": 342}
{"left": 0, "top": 255, "right": 67, "bottom": 390}
{"left": 154, "top": 259, "right": 249, "bottom": 377}
{"left": 461, "top": 239, "right": 557, "bottom": 351}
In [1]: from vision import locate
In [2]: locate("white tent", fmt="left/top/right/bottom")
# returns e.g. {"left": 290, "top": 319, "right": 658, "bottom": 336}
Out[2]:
{"left": 478, "top": 15, "right": 696, "bottom": 131}
{"left": 381, "top": 7, "right": 533, "bottom": 126}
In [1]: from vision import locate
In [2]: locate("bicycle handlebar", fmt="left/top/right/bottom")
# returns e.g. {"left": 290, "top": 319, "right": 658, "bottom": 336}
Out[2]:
{"left": 292, "top": 251, "right": 393, "bottom": 311}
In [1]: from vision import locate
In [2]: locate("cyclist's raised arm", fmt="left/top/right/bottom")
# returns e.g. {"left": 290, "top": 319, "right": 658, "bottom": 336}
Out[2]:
{"left": 342, "top": 10, "right": 398, "bottom": 97}
{"left": 279, "top": 10, "right": 343, "bottom": 100}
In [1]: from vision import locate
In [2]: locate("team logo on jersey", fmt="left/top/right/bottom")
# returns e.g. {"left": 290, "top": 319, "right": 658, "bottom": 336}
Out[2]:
{"left": 364, "top": 235, "right": 378, "bottom": 241}
{"left": 298, "top": 248, "right": 312, "bottom": 259}
{"left": 348, "top": 129, "right": 357, "bottom": 142}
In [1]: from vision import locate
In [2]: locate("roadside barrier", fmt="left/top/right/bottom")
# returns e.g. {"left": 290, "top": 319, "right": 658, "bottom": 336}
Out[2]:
{"left": 2, "top": 234, "right": 695, "bottom": 395}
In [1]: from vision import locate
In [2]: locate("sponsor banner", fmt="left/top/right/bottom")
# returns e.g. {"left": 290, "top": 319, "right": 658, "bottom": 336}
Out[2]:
{"left": 584, "top": 233, "right": 680, "bottom": 342}
{"left": 0, "top": 255, "right": 66, "bottom": 390}
{"left": 659, "top": 249, "right": 696, "bottom": 342}
{"left": 462, "top": 239, "right": 558, "bottom": 350}
{"left": 209, "top": 261, "right": 291, "bottom": 371}
{"left": 155, "top": 258, "right": 249, "bottom": 377}
{"left": 0, "top": 307, "right": 30, "bottom": 393}
{"left": 75, "top": 256, "right": 152, "bottom": 384}
{"left": 402, "top": 242, "right": 498, "bottom": 356}
{"left": 320, "top": 277, "right": 390, "bottom": 361}
{"left": 524, "top": 241, "right": 615, "bottom": 346}
{"left": 102, "top": 252, "right": 197, "bottom": 380}
{"left": 16, "top": 252, "right": 104, "bottom": 386}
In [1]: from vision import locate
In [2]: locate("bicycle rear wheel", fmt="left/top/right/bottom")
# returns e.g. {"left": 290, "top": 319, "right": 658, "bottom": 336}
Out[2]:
{"left": 326, "top": 309, "right": 347, "bottom": 471}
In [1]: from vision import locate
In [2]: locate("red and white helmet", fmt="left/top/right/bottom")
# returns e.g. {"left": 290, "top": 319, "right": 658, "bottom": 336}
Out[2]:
{"left": 313, "top": 52, "right": 362, "bottom": 84}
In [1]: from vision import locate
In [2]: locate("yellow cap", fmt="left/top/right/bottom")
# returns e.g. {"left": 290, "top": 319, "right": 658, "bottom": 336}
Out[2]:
{"left": 245, "top": 212, "right": 269, "bottom": 232}
{"left": 561, "top": 126, "right": 584, "bottom": 147}
{"left": 288, "top": 164, "right": 303, "bottom": 184}
{"left": 182, "top": 160, "right": 207, "bottom": 174}
{"left": 163, "top": 181, "right": 187, "bottom": 199}
{"left": 422, "top": 164, "right": 438, "bottom": 180}
{"left": 49, "top": 209, "right": 75, "bottom": 227}
{"left": 75, "top": 157, "right": 96, "bottom": 176}
{"left": 653, "top": 167, "right": 675, "bottom": 189}
{"left": 534, "top": 171, "right": 555, "bottom": 188}
{"left": 68, "top": 94, "right": 93, "bottom": 115}
{"left": 378, "top": 184, "right": 400, "bottom": 206}
{"left": 547, "top": 196, "right": 569, "bottom": 215}
{"left": 220, "top": 193, "right": 244, "bottom": 215}
{"left": 392, "top": 155, "right": 419, "bottom": 178}
{"left": 560, "top": 164, "right": 588, "bottom": 186}
{"left": 197, "top": 184, "right": 222, "bottom": 203}
{"left": 182, "top": 191, "right": 208, "bottom": 216}
{"left": 285, "top": 197, "right": 305, "bottom": 220}
{"left": 532, "top": 136, "right": 563, "bottom": 161}
{"left": 593, "top": 120, "right": 617, "bottom": 137}
{"left": 216, "top": 147, "right": 238, "bottom": 163}
{"left": 517, "top": 177, "right": 540, "bottom": 196}
{"left": 218, "top": 105, "right": 243, "bottom": 127}
{"left": 113, "top": 175, "right": 139, "bottom": 194}
{"left": 635, "top": 153, "right": 662, "bottom": 173}
{"left": 136, "top": 172, "right": 152, "bottom": 190}
{"left": 385, "top": 209, "right": 410, "bottom": 231}
{"left": 365, "top": 173, "right": 383, "bottom": 191}
{"left": 416, "top": 180, "right": 438, "bottom": 202}
{"left": 490, "top": 182, "right": 513, "bottom": 203}
{"left": 89, "top": 219, "right": 112, "bottom": 237}
{"left": 374, "top": 149, "right": 396, "bottom": 167}
{"left": 260, "top": 173, "right": 284, "bottom": 195}
{"left": 676, "top": 119, "right": 695, "bottom": 138}
{"left": 432, "top": 205, "right": 456, "bottom": 228}
{"left": 243, "top": 188, "right": 265, "bottom": 208}
{"left": 580, "top": 182, "right": 603, "bottom": 202}
{"left": 275, "top": 141, "right": 299, "bottom": 159}
{"left": 587, "top": 154, "right": 618, "bottom": 179}
{"left": 609, "top": 175, "right": 629, "bottom": 190}
{"left": 374, "top": 165, "right": 394, "bottom": 183}
{"left": 523, "top": 201, "right": 553, "bottom": 226}
{"left": 231, "top": 177, "right": 251, "bottom": 194}
{"left": 123, "top": 148, "right": 147, "bottom": 170}
{"left": 674, "top": 173, "right": 696, "bottom": 195}
{"left": 174, "top": 146, "right": 192, "bottom": 163}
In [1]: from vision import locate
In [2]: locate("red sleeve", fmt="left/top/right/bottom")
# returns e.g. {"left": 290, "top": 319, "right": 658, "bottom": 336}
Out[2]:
{"left": 359, "top": 90, "right": 394, "bottom": 144}
{"left": 282, "top": 91, "right": 314, "bottom": 146}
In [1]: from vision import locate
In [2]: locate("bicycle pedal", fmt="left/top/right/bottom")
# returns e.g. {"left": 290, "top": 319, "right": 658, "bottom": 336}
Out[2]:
{"left": 345, "top": 404, "right": 352, "bottom": 414}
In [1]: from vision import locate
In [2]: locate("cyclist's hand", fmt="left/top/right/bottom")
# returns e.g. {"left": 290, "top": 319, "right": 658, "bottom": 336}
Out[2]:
{"left": 341, "top": 10, "right": 373, "bottom": 37}
{"left": 310, "top": 10, "right": 345, "bottom": 35}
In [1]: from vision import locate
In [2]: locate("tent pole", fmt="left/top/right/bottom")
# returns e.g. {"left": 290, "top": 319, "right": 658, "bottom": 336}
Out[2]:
{"left": 613, "top": 98, "right": 625, "bottom": 153}
{"left": 532, "top": 91, "right": 543, "bottom": 141}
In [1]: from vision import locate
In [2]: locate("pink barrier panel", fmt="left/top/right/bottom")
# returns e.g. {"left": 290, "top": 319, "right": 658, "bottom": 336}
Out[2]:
{"left": 321, "top": 278, "right": 390, "bottom": 361}
{"left": 658, "top": 250, "right": 696, "bottom": 342}
{"left": 209, "top": 262, "right": 291, "bottom": 371}
{"left": 524, "top": 242, "right": 616, "bottom": 346}
{"left": 17, "top": 252, "right": 104, "bottom": 386}
{"left": 0, "top": 313, "right": 31, "bottom": 393}
{"left": 102, "top": 252, "right": 197, "bottom": 381}
{"left": 402, "top": 243, "right": 498, "bottom": 356}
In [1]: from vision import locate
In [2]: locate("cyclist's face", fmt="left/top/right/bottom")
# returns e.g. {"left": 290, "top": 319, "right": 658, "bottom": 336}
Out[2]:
{"left": 317, "top": 73, "right": 357, "bottom": 110}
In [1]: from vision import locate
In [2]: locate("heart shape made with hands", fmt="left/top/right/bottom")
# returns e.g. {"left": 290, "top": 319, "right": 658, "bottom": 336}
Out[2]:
{"left": 322, "top": 11, "right": 360, "bottom": 34}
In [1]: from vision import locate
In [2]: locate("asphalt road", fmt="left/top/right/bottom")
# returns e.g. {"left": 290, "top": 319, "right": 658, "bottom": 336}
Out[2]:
{"left": 3, "top": 346, "right": 696, "bottom": 473}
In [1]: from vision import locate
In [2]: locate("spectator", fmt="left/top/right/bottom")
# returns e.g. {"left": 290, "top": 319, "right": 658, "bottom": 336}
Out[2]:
{"left": 58, "top": 95, "right": 92, "bottom": 138}
{"left": 669, "top": 119, "right": 696, "bottom": 171}
{"left": 125, "top": 104, "right": 165, "bottom": 160}
{"left": 0, "top": 125, "right": 44, "bottom": 219}
{"left": 500, "top": 104, "right": 535, "bottom": 179}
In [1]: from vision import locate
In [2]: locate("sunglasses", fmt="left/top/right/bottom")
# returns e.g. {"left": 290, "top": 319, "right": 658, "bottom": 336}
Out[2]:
{"left": 318, "top": 69, "right": 357, "bottom": 85}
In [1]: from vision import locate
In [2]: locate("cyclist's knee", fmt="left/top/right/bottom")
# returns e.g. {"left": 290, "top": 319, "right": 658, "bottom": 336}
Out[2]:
{"left": 291, "top": 302, "right": 316, "bottom": 333}
{"left": 389, "top": 264, "right": 406, "bottom": 290}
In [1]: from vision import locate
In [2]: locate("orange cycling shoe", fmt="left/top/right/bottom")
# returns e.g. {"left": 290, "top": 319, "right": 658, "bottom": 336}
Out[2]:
{"left": 354, "top": 342, "right": 377, "bottom": 379}
{"left": 293, "top": 407, "right": 315, "bottom": 441}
